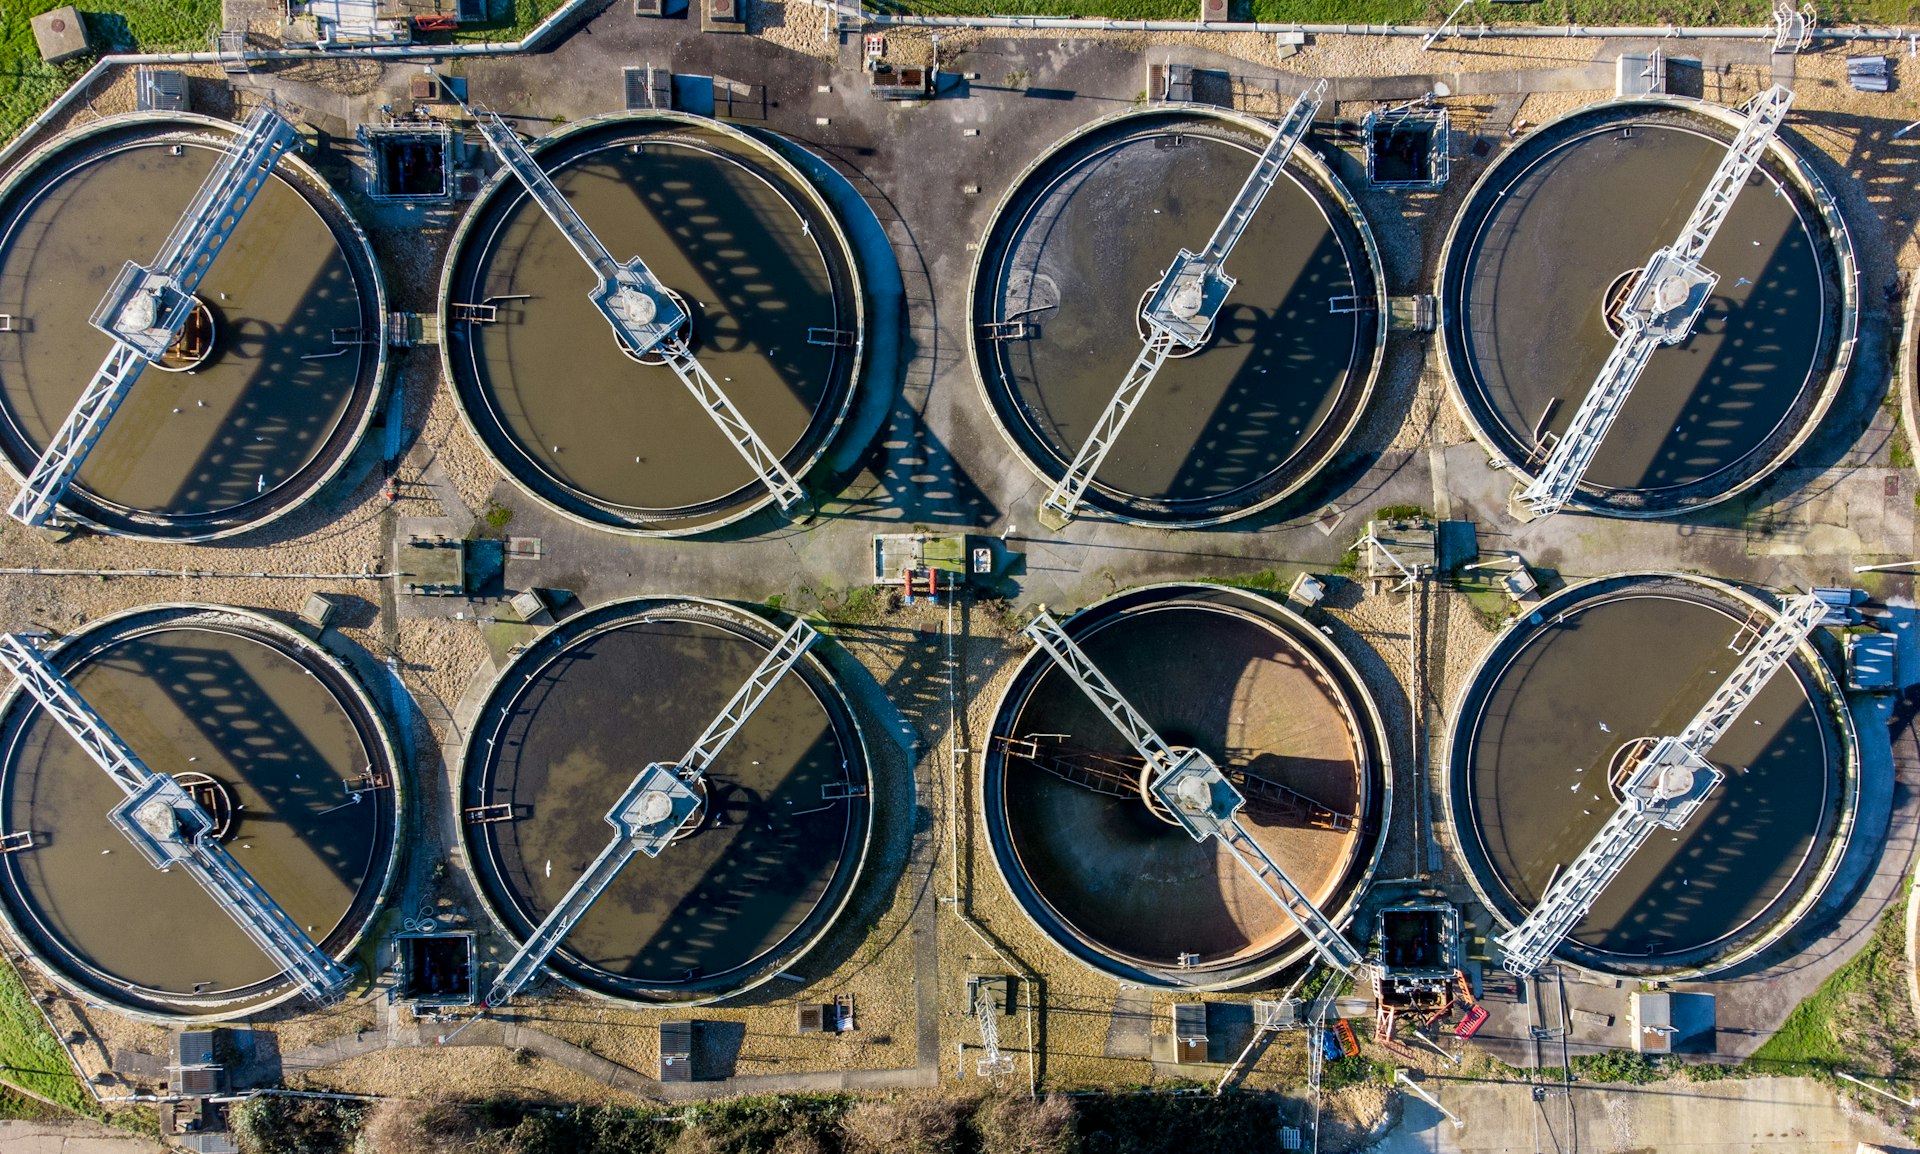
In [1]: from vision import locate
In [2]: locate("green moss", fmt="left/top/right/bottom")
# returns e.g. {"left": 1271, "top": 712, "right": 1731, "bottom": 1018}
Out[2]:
{"left": 1372, "top": 504, "right": 1429, "bottom": 523}
{"left": 1197, "top": 568, "right": 1289, "bottom": 594}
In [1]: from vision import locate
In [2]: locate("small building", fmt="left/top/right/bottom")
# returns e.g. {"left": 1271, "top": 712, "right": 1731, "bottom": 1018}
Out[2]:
{"left": 170, "top": 1030, "right": 227, "bottom": 1097}
{"left": 1630, "top": 991, "right": 1674, "bottom": 1055}
{"left": 1616, "top": 51, "right": 1667, "bottom": 97}
{"left": 1364, "top": 105, "right": 1450, "bottom": 189}
{"left": 136, "top": 69, "right": 191, "bottom": 113}
{"left": 31, "top": 6, "right": 90, "bottom": 65}
{"left": 398, "top": 933, "right": 476, "bottom": 1006}
{"left": 1171, "top": 1002, "right": 1208, "bottom": 1064}
{"left": 869, "top": 63, "right": 930, "bottom": 100}
{"left": 660, "top": 1020, "right": 696, "bottom": 1081}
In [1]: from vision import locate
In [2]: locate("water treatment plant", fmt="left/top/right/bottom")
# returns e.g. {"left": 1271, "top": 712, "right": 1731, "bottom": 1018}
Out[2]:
{"left": 0, "top": 10, "right": 1915, "bottom": 1152}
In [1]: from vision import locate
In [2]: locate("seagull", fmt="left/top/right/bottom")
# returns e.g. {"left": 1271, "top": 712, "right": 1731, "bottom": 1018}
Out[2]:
{"left": 1734, "top": 277, "right": 1752, "bottom": 288}
{"left": 256, "top": 474, "right": 265, "bottom": 493}
{"left": 1598, "top": 721, "right": 1612, "bottom": 733}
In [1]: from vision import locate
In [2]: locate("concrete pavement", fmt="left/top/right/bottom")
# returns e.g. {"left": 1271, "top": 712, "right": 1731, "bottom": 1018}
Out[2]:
{"left": 0, "top": 1119, "right": 166, "bottom": 1154}
{"left": 1364, "top": 1076, "right": 1913, "bottom": 1154}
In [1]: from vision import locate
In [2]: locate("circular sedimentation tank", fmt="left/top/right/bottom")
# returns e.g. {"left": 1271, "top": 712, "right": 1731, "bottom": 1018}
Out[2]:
{"left": 442, "top": 113, "right": 865, "bottom": 536}
{"left": 1446, "top": 573, "right": 1859, "bottom": 978}
{"left": 0, "top": 605, "right": 402, "bottom": 1019}
{"left": 983, "top": 584, "right": 1389, "bottom": 987}
{"left": 0, "top": 113, "right": 389, "bottom": 540}
{"left": 969, "top": 107, "right": 1386, "bottom": 527}
{"left": 461, "top": 597, "right": 871, "bottom": 1003}
{"left": 1439, "top": 97, "right": 1857, "bottom": 518}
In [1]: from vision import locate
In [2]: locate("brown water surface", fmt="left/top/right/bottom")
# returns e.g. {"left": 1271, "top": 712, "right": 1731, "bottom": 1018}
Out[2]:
{"left": 0, "top": 135, "right": 368, "bottom": 518}
{"left": 1459, "top": 122, "right": 1825, "bottom": 493}
{"left": 1463, "top": 593, "right": 1833, "bottom": 959}
{"left": 455, "top": 134, "right": 848, "bottom": 516}
{"left": 469, "top": 616, "right": 859, "bottom": 992}
{"left": 983, "top": 127, "right": 1367, "bottom": 506}
{"left": 0, "top": 627, "right": 382, "bottom": 999}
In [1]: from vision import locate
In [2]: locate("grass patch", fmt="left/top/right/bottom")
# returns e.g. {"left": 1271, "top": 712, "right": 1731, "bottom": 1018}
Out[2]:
{"left": 0, "top": 0, "right": 218, "bottom": 144}
{"left": 482, "top": 500, "right": 514, "bottom": 533}
{"left": 451, "top": 0, "right": 571, "bottom": 43}
{"left": 0, "top": 958, "right": 92, "bottom": 1116}
{"left": 1372, "top": 504, "right": 1429, "bottom": 522}
{"left": 1752, "top": 886, "right": 1914, "bottom": 1074}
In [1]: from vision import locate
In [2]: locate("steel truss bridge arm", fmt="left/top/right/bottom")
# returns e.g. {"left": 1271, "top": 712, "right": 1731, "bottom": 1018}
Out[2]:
{"left": 9, "top": 108, "right": 298, "bottom": 528}
{"left": 1496, "top": 589, "right": 1827, "bottom": 976}
{"left": 468, "top": 108, "right": 807, "bottom": 512}
{"left": 1037, "top": 330, "right": 1178, "bottom": 531}
{"left": 1037, "top": 81, "right": 1326, "bottom": 530}
{"left": 0, "top": 634, "right": 351, "bottom": 1002}
{"left": 1193, "top": 79, "right": 1326, "bottom": 272}
{"left": 1020, "top": 610, "right": 1362, "bottom": 974}
{"left": 1517, "top": 85, "right": 1793, "bottom": 519}
{"left": 486, "top": 619, "right": 819, "bottom": 1006}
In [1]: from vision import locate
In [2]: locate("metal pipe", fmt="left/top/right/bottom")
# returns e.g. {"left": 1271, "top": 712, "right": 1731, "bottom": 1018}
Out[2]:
{"left": 867, "top": 12, "right": 1915, "bottom": 39}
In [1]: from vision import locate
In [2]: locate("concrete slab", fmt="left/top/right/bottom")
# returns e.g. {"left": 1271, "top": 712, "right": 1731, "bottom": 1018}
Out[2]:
{"left": 1363, "top": 1075, "right": 1908, "bottom": 1153}
{"left": 29, "top": 7, "right": 88, "bottom": 65}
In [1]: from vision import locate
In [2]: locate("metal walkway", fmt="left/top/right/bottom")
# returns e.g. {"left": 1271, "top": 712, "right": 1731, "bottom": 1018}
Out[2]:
{"left": 486, "top": 618, "right": 818, "bottom": 1006}
{"left": 0, "top": 633, "right": 351, "bottom": 1002}
{"left": 1038, "top": 81, "right": 1326, "bottom": 530}
{"left": 1021, "top": 610, "right": 1363, "bottom": 974}
{"left": 1496, "top": 589, "right": 1829, "bottom": 975}
{"left": 467, "top": 107, "right": 808, "bottom": 512}
{"left": 8, "top": 107, "right": 298, "bottom": 527}
{"left": 1517, "top": 86, "right": 1793, "bottom": 518}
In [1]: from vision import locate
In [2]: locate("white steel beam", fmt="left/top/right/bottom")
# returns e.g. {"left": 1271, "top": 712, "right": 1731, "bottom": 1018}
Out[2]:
{"left": 1516, "top": 86, "right": 1793, "bottom": 519}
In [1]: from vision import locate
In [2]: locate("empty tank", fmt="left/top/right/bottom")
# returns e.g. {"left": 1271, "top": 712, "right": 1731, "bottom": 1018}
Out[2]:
{"left": 983, "top": 584, "right": 1389, "bottom": 987}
